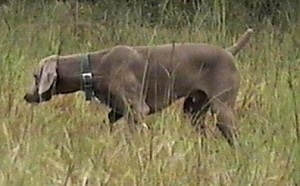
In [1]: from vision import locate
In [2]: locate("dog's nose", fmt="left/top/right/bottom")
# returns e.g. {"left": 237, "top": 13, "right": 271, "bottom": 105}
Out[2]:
{"left": 24, "top": 94, "right": 30, "bottom": 101}
{"left": 23, "top": 93, "right": 39, "bottom": 103}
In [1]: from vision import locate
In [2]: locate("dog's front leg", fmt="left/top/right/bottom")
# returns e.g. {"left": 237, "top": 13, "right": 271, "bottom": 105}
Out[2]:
{"left": 111, "top": 69, "right": 150, "bottom": 133}
{"left": 108, "top": 110, "right": 124, "bottom": 133}
{"left": 125, "top": 99, "right": 150, "bottom": 133}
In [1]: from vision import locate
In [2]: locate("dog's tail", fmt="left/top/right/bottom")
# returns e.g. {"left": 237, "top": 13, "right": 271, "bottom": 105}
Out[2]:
{"left": 227, "top": 28, "right": 254, "bottom": 56}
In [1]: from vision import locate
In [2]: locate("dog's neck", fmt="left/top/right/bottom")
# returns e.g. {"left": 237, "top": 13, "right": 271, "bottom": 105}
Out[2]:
{"left": 55, "top": 51, "right": 105, "bottom": 95}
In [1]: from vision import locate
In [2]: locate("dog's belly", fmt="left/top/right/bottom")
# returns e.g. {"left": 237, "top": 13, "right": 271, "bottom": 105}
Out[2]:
{"left": 145, "top": 94, "right": 179, "bottom": 113}
{"left": 144, "top": 77, "right": 192, "bottom": 113}
{"left": 140, "top": 60, "right": 198, "bottom": 113}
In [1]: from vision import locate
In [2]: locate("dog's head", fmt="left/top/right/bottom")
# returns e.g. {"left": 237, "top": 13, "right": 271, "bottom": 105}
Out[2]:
{"left": 24, "top": 55, "right": 58, "bottom": 104}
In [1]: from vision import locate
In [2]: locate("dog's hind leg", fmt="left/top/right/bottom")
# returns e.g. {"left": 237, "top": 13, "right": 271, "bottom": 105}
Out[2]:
{"left": 211, "top": 99, "right": 238, "bottom": 147}
{"left": 183, "top": 90, "right": 210, "bottom": 137}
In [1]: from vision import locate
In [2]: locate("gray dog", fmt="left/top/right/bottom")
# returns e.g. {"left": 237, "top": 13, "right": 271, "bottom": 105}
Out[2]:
{"left": 24, "top": 29, "right": 253, "bottom": 146}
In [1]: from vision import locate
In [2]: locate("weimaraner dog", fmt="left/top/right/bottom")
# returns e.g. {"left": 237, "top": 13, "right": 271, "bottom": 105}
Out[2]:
{"left": 24, "top": 28, "right": 253, "bottom": 147}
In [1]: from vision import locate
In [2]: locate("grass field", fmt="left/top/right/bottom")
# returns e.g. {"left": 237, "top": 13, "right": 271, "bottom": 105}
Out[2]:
{"left": 0, "top": 1, "right": 299, "bottom": 185}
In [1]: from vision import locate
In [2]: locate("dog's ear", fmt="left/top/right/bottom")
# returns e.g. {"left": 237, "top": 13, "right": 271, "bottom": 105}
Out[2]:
{"left": 38, "top": 60, "right": 57, "bottom": 95}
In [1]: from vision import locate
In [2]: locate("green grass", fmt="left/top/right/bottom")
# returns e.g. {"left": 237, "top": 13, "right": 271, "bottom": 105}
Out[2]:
{"left": 0, "top": 1, "right": 299, "bottom": 186}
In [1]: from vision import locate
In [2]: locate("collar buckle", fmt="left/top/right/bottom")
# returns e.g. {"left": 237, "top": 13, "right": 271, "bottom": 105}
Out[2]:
{"left": 82, "top": 72, "right": 92, "bottom": 80}
{"left": 81, "top": 55, "right": 94, "bottom": 101}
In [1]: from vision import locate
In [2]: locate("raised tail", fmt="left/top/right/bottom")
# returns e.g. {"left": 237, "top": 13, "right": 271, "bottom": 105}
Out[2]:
{"left": 227, "top": 28, "right": 254, "bottom": 56}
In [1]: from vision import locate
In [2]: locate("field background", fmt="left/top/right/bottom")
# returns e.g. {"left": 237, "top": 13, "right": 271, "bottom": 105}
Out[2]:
{"left": 0, "top": 0, "right": 299, "bottom": 185}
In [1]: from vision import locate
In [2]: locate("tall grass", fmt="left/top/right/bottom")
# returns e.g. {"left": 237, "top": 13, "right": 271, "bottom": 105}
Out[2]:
{"left": 0, "top": 1, "right": 299, "bottom": 185}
